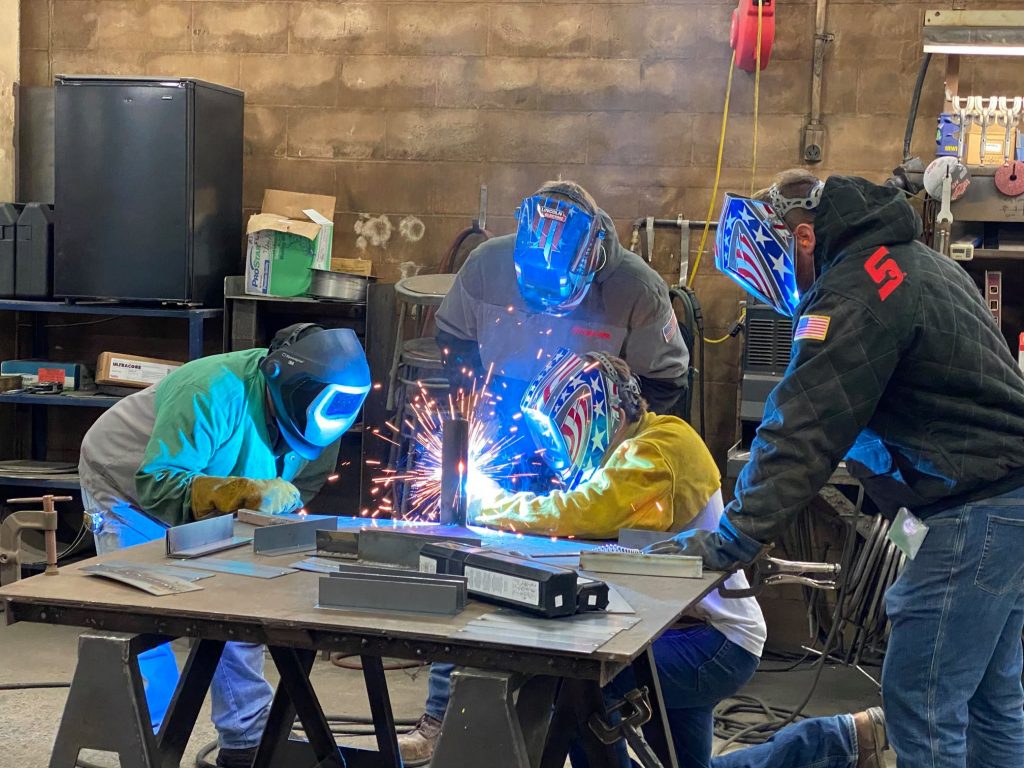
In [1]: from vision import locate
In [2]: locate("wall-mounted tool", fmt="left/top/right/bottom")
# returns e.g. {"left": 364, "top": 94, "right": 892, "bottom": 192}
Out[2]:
{"left": 730, "top": 0, "right": 775, "bottom": 72}
{"left": 995, "top": 97, "right": 1024, "bottom": 197}
{"left": 0, "top": 495, "right": 71, "bottom": 584}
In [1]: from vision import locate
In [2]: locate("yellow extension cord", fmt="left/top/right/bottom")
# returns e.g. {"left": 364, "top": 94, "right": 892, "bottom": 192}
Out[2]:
{"left": 691, "top": 6, "right": 763, "bottom": 345}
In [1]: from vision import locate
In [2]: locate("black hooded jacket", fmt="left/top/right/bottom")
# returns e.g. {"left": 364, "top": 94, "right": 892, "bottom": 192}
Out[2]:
{"left": 729, "top": 176, "right": 1024, "bottom": 543}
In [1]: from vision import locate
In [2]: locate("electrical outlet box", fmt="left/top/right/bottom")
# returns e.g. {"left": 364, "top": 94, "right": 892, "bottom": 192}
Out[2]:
{"left": 803, "top": 124, "right": 825, "bottom": 163}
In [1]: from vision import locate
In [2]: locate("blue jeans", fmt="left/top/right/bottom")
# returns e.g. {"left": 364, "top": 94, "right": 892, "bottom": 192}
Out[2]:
{"left": 881, "top": 487, "right": 1024, "bottom": 768}
{"left": 572, "top": 625, "right": 760, "bottom": 768}
{"left": 426, "top": 662, "right": 454, "bottom": 721}
{"left": 711, "top": 715, "right": 858, "bottom": 768}
{"left": 85, "top": 491, "right": 274, "bottom": 749}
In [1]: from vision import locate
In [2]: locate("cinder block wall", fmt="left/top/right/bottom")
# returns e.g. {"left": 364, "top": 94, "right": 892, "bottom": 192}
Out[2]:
{"left": 18, "top": 0, "right": 1023, "bottom": 467}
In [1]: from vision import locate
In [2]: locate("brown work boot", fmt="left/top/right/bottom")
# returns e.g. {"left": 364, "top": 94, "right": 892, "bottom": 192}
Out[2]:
{"left": 853, "top": 707, "right": 889, "bottom": 767}
{"left": 397, "top": 713, "right": 442, "bottom": 767}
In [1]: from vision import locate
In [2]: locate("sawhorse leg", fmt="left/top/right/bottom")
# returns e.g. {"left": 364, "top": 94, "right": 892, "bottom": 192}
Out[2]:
{"left": 540, "top": 678, "right": 621, "bottom": 768}
{"left": 50, "top": 633, "right": 224, "bottom": 768}
{"left": 432, "top": 668, "right": 560, "bottom": 768}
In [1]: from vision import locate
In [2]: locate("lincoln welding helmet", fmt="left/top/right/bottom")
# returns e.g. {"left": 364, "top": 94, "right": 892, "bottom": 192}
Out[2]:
{"left": 260, "top": 328, "right": 372, "bottom": 460}
{"left": 520, "top": 348, "right": 642, "bottom": 489}
{"left": 714, "top": 183, "right": 822, "bottom": 317}
{"left": 512, "top": 186, "right": 607, "bottom": 316}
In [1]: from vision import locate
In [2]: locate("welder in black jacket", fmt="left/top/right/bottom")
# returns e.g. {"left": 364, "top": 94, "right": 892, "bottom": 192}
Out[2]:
{"left": 652, "top": 171, "right": 1024, "bottom": 768}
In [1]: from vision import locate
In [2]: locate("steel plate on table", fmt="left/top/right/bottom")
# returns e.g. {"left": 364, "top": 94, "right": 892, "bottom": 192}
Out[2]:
{"left": 166, "top": 557, "right": 297, "bottom": 579}
{"left": 82, "top": 563, "right": 205, "bottom": 596}
{"left": 455, "top": 610, "right": 640, "bottom": 654}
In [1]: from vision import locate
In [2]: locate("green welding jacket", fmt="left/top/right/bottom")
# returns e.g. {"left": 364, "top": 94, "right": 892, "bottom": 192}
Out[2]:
{"left": 78, "top": 348, "right": 339, "bottom": 526}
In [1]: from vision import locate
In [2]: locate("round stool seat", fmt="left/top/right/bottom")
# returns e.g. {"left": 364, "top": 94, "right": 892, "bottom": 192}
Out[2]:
{"left": 395, "top": 274, "right": 457, "bottom": 306}
{"left": 401, "top": 337, "right": 444, "bottom": 368}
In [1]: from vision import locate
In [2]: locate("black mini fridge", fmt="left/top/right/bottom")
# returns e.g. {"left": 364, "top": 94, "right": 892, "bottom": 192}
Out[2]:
{"left": 54, "top": 77, "right": 243, "bottom": 305}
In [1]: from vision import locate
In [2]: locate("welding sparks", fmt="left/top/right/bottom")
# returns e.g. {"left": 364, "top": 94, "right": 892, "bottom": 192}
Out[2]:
{"left": 371, "top": 368, "right": 524, "bottom": 521}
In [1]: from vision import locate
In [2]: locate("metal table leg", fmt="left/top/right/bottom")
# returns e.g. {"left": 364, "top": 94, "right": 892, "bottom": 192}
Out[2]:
{"left": 187, "top": 313, "right": 204, "bottom": 361}
{"left": 630, "top": 647, "right": 679, "bottom": 768}
{"left": 360, "top": 655, "right": 401, "bottom": 767}
{"left": 156, "top": 639, "right": 227, "bottom": 767}
{"left": 540, "top": 678, "right": 621, "bottom": 768}
{"left": 267, "top": 646, "right": 344, "bottom": 768}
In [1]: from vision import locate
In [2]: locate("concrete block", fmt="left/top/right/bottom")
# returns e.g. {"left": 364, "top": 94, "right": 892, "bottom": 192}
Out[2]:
{"left": 731, "top": 59, "right": 811, "bottom": 115}
{"left": 244, "top": 106, "right": 287, "bottom": 158}
{"left": 483, "top": 164, "right": 565, "bottom": 215}
{"left": 388, "top": 5, "right": 488, "bottom": 56}
{"left": 334, "top": 162, "right": 483, "bottom": 216}
{"left": 144, "top": 53, "right": 240, "bottom": 88}
{"left": 489, "top": 4, "right": 590, "bottom": 58}
{"left": 339, "top": 57, "right": 437, "bottom": 109}
{"left": 386, "top": 109, "right": 485, "bottom": 162}
{"left": 50, "top": 49, "right": 146, "bottom": 77}
{"left": 587, "top": 113, "right": 692, "bottom": 166}
{"left": 592, "top": 5, "right": 729, "bottom": 60}
{"left": 331, "top": 212, "right": 469, "bottom": 278}
{"left": 691, "top": 114, "right": 803, "bottom": 170}
{"left": 642, "top": 59, "right": 734, "bottom": 113}
{"left": 821, "top": 58, "right": 859, "bottom": 116}
{"left": 771, "top": 3, "right": 814, "bottom": 61}
{"left": 20, "top": 0, "right": 50, "bottom": 50}
{"left": 831, "top": 3, "right": 919, "bottom": 61}
{"left": 535, "top": 59, "right": 642, "bottom": 112}
{"left": 825, "top": 116, "right": 905, "bottom": 171}
{"left": 569, "top": 165, "right": 644, "bottom": 220}
{"left": 437, "top": 58, "right": 538, "bottom": 110}
{"left": 243, "top": 157, "right": 337, "bottom": 209}
{"left": 20, "top": 49, "right": 50, "bottom": 88}
{"left": 482, "top": 112, "right": 588, "bottom": 164}
{"left": 290, "top": 3, "right": 387, "bottom": 55}
{"left": 287, "top": 109, "right": 386, "bottom": 161}
{"left": 192, "top": 2, "right": 289, "bottom": 54}
{"left": 240, "top": 54, "right": 338, "bottom": 106}
{"left": 52, "top": 0, "right": 192, "bottom": 51}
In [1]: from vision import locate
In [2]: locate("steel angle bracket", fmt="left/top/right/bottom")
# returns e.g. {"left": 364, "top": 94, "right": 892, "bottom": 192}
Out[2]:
{"left": 315, "top": 529, "right": 360, "bottom": 560}
{"left": 252, "top": 517, "right": 339, "bottom": 556}
{"left": 357, "top": 525, "right": 482, "bottom": 568}
{"left": 318, "top": 570, "right": 467, "bottom": 616}
{"left": 166, "top": 516, "right": 251, "bottom": 559}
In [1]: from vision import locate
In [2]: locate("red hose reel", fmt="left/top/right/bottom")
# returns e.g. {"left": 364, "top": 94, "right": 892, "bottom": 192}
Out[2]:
{"left": 731, "top": 0, "right": 775, "bottom": 72}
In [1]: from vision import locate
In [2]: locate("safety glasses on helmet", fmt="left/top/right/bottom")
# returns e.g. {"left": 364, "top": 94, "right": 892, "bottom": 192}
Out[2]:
{"left": 513, "top": 193, "right": 606, "bottom": 316}
{"left": 520, "top": 348, "right": 640, "bottom": 490}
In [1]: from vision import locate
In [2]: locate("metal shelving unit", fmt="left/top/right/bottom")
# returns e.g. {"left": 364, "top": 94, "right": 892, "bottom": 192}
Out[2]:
{"left": 0, "top": 300, "right": 222, "bottom": 490}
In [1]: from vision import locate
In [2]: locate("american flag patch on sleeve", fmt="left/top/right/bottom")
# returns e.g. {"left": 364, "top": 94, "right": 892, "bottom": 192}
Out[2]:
{"left": 794, "top": 315, "right": 830, "bottom": 341}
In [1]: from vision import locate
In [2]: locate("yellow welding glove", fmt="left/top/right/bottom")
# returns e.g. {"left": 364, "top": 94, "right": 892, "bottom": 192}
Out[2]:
{"left": 190, "top": 476, "right": 303, "bottom": 520}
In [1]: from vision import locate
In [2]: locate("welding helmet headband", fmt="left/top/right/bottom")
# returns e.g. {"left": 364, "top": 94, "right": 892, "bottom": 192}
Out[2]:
{"left": 260, "top": 327, "right": 372, "bottom": 460}
{"left": 714, "top": 190, "right": 814, "bottom": 317}
{"left": 512, "top": 186, "right": 607, "bottom": 316}
{"left": 520, "top": 348, "right": 642, "bottom": 489}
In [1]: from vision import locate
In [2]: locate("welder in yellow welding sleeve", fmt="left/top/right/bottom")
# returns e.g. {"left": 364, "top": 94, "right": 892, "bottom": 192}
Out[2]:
{"left": 471, "top": 350, "right": 722, "bottom": 539}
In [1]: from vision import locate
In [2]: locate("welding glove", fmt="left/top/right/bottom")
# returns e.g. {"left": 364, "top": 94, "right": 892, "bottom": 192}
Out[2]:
{"left": 190, "top": 476, "right": 303, "bottom": 520}
{"left": 644, "top": 516, "right": 767, "bottom": 572}
{"left": 465, "top": 471, "right": 506, "bottom": 524}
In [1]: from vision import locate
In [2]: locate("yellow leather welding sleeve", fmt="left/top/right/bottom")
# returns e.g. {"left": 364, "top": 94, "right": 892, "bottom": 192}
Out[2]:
{"left": 190, "top": 476, "right": 303, "bottom": 519}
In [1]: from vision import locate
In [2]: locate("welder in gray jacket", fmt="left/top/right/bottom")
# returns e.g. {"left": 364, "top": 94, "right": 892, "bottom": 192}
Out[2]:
{"left": 395, "top": 181, "right": 690, "bottom": 764}
{"left": 652, "top": 170, "right": 1024, "bottom": 768}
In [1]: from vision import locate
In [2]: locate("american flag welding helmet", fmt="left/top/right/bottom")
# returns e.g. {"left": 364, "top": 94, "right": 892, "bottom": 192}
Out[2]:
{"left": 513, "top": 191, "right": 606, "bottom": 316}
{"left": 520, "top": 348, "right": 640, "bottom": 489}
{"left": 715, "top": 193, "right": 802, "bottom": 317}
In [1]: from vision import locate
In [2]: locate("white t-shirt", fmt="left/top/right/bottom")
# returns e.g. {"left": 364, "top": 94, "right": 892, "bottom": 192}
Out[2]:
{"left": 683, "top": 490, "right": 767, "bottom": 658}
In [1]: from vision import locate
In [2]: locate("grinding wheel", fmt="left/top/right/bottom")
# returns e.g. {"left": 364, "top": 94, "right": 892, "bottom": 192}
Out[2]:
{"left": 924, "top": 156, "right": 971, "bottom": 201}
{"left": 995, "top": 161, "right": 1024, "bottom": 198}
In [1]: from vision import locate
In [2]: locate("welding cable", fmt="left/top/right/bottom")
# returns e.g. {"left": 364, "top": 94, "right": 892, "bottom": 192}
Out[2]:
{"left": 712, "top": 516, "right": 859, "bottom": 751}
{"left": 329, "top": 652, "right": 427, "bottom": 671}
{"left": 686, "top": 50, "right": 737, "bottom": 289}
{"left": 0, "top": 681, "right": 71, "bottom": 690}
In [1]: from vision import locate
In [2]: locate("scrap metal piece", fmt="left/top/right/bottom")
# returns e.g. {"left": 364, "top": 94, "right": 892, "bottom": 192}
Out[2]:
{"left": 579, "top": 550, "right": 703, "bottom": 579}
{"left": 439, "top": 416, "right": 470, "bottom": 526}
{"left": 165, "top": 557, "right": 296, "bottom": 580}
{"left": 237, "top": 509, "right": 334, "bottom": 527}
{"left": 290, "top": 556, "right": 345, "bottom": 574}
{"left": 82, "top": 563, "right": 204, "bottom": 596}
{"left": 96, "top": 560, "right": 214, "bottom": 583}
{"left": 617, "top": 528, "right": 675, "bottom": 551}
{"left": 317, "top": 570, "right": 467, "bottom": 616}
{"left": 252, "top": 517, "right": 339, "bottom": 556}
{"left": 357, "top": 526, "right": 482, "bottom": 568}
{"left": 455, "top": 610, "right": 639, "bottom": 654}
{"left": 166, "top": 516, "right": 252, "bottom": 559}
{"left": 315, "top": 529, "right": 360, "bottom": 560}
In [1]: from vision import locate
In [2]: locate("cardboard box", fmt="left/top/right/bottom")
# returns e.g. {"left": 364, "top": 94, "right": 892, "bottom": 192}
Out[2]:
{"left": 245, "top": 190, "right": 336, "bottom": 297}
{"left": 96, "top": 352, "right": 183, "bottom": 389}
{"left": 966, "top": 122, "right": 1017, "bottom": 166}
{"left": 0, "top": 360, "right": 92, "bottom": 389}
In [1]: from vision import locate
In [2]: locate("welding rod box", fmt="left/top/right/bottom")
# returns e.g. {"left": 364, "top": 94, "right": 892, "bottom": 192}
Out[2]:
{"left": 0, "top": 359, "right": 92, "bottom": 389}
{"left": 96, "top": 352, "right": 183, "bottom": 389}
{"left": 245, "top": 190, "right": 335, "bottom": 298}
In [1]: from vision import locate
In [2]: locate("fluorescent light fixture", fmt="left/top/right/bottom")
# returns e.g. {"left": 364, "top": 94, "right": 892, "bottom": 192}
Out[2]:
{"left": 924, "top": 43, "right": 1024, "bottom": 56}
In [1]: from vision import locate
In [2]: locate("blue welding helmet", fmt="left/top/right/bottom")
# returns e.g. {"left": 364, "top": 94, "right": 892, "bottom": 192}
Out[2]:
{"left": 520, "top": 348, "right": 641, "bottom": 489}
{"left": 512, "top": 188, "right": 607, "bottom": 316}
{"left": 260, "top": 327, "right": 372, "bottom": 460}
{"left": 715, "top": 192, "right": 806, "bottom": 317}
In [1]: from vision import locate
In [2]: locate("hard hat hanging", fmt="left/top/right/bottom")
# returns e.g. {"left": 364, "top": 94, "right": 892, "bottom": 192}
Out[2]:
{"left": 731, "top": 0, "right": 775, "bottom": 72}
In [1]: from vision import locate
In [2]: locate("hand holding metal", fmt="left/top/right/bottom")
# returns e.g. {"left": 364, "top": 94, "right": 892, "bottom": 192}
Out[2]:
{"left": 0, "top": 495, "right": 72, "bottom": 584}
